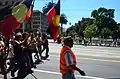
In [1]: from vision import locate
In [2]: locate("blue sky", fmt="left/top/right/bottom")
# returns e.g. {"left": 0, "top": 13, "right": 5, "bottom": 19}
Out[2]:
{"left": 34, "top": 0, "right": 120, "bottom": 28}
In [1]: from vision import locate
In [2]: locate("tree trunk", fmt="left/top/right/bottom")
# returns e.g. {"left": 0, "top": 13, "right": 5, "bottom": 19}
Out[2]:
{"left": 90, "top": 37, "right": 92, "bottom": 45}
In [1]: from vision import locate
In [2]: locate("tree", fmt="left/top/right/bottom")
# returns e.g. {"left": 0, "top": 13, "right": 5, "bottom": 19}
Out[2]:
{"left": 60, "top": 13, "right": 68, "bottom": 35}
{"left": 91, "top": 7, "right": 116, "bottom": 37}
{"left": 42, "top": 2, "right": 55, "bottom": 14}
{"left": 112, "top": 23, "right": 120, "bottom": 39}
{"left": 100, "top": 27, "right": 112, "bottom": 39}
{"left": 84, "top": 24, "right": 96, "bottom": 38}
{"left": 66, "top": 25, "right": 76, "bottom": 36}
{"left": 77, "top": 18, "right": 94, "bottom": 40}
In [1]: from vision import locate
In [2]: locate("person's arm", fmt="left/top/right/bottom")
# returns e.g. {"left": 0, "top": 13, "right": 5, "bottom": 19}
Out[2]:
{"left": 64, "top": 53, "right": 85, "bottom": 76}
{"left": 71, "top": 65, "right": 85, "bottom": 76}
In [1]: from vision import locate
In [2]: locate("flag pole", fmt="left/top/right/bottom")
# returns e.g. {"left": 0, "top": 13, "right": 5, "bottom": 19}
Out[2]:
{"left": 40, "top": 11, "right": 42, "bottom": 39}
{"left": 52, "top": 0, "right": 53, "bottom": 3}
{"left": 30, "top": 0, "right": 35, "bottom": 30}
{"left": 22, "top": 21, "right": 25, "bottom": 33}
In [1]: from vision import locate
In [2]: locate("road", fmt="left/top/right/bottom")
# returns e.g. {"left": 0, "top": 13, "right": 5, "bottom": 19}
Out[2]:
{"left": 1, "top": 40, "right": 120, "bottom": 79}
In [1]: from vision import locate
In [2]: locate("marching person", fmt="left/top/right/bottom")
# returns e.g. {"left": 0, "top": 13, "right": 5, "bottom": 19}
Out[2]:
{"left": 11, "top": 32, "right": 32, "bottom": 79}
{"left": 60, "top": 36, "right": 86, "bottom": 79}
{"left": 41, "top": 33, "right": 49, "bottom": 60}
{"left": 0, "top": 35, "right": 7, "bottom": 79}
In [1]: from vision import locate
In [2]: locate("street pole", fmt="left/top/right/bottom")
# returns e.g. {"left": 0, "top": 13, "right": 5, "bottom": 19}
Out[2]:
{"left": 40, "top": 12, "right": 42, "bottom": 38}
{"left": 30, "top": 0, "right": 35, "bottom": 31}
{"left": 22, "top": 21, "right": 25, "bottom": 33}
{"left": 52, "top": 0, "right": 53, "bottom": 3}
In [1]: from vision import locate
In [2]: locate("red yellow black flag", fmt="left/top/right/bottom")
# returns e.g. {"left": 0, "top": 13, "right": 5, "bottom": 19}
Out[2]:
{"left": 47, "top": 0, "right": 60, "bottom": 41}
{"left": 0, "top": 0, "right": 33, "bottom": 39}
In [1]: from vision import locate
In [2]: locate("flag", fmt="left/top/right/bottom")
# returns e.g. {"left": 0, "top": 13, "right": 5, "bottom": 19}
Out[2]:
{"left": 0, "top": 0, "right": 33, "bottom": 39}
{"left": 47, "top": 0, "right": 60, "bottom": 41}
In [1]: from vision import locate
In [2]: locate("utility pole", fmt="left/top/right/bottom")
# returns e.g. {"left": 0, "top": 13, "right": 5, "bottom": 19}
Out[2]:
{"left": 31, "top": 0, "right": 35, "bottom": 30}
{"left": 40, "top": 11, "right": 42, "bottom": 38}
{"left": 22, "top": 21, "right": 25, "bottom": 33}
{"left": 52, "top": 0, "right": 53, "bottom": 3}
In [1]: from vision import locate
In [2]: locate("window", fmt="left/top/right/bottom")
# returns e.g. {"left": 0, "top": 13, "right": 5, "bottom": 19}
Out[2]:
{"left": 0, "top": 1, "right": 2, "bottom": 6}
{"left": 5, "top": 1, "right": 8, "bottom": 5}
{"left": 12, "top": 1, "right": 14, "bottom": 5}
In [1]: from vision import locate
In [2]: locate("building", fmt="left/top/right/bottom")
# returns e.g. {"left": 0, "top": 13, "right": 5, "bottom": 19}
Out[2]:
{"left": 19, "top": 10, "right": 49, "bottom": 34}
{"left": 0, "top": 1, "right": 49, "bottom": 34}
{"left": 31, "top": 10, "right": 48, "bottom": 34}
{"left": 0, "top": 0, "right": 22, "bottom": 9}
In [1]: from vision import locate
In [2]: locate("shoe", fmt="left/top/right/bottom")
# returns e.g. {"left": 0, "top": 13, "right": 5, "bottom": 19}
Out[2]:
{"left": 25, "top": 69, "right": 33, "bottom": 74}
{"left": 28, "top": 69, "right": 33, "bottom": 74}
{"left": 42, "top": 55, "right": 49, "bottom": 60}
{"left": 46, "top": 55, "right": 49, "bottom": 58}
{"left": 34, "top": 59, "right": 42, "bottom": 64}
{"left": 10, "top": 77, "right": 17, "bottom": 79}
{"left": 31, "top": 64, "right": 37, "bottom": 68}
{"left": 11, "top": 71, "right": 15, "bottom": 77}
{"left": 41, "top": 56, "right": 47, "bottom": 60}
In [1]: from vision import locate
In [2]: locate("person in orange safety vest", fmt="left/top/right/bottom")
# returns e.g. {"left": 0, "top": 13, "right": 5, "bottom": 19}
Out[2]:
{"left": 60, "top": 36, "right": 85, "bottom": 79}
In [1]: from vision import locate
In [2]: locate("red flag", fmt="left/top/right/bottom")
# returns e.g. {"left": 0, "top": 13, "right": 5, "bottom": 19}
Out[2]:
{"left": 25, "top": 8, "right": 32, "bottom": 20}
{"left": 0, "top": 0, "right": 33, "bottom": 39}
{"left": 47, "top": 0, "right": 60, "bottom": 41}
{"left": 0, "top": 16, "right": 21, "bottom": 39}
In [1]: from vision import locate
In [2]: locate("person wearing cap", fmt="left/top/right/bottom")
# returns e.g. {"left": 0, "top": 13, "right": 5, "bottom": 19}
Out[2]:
{"left": 60, "top": 36, "right": 85, "bottom": 79}
{"left": 41, "top": 33, "right": 49, "bottom": 60}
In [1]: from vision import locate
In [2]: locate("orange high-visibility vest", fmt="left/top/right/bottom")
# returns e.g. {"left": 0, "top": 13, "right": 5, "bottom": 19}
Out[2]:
{"left": 60, "top": 46, "right": 77, "bottom": 74}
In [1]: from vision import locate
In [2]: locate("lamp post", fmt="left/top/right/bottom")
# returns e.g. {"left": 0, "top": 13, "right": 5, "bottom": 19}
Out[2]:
{"left": 52, "top": 0, "right": 53, "bottom": 3}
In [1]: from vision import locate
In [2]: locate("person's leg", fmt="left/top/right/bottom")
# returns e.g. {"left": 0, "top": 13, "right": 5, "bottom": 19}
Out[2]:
{"left": 17, "top": 56, "right": 28, "bottom": 79}
{"left": 41, "top": 45, "right": 46, "bottom": 54}
{"left": 7, "top": 58, "right": 15, "bottom": 72}
{"left": 11, "top": 63, "right": 19, "bottom": 77}
{"left": 28, "top": 51, "right": 35, "bottom": 68}
{"left": 41, "top": 45, "right": 46, "bottom": 60}
{"left": 25, "top": 52, "right": 32, "bottom": 69}
{"left": 45, "top": 45, "right": 49, "bottom": 57}
{"left": 62, "top": 72, "right": 76, "bottom": 79}
{"left": 38, "top": 45, "right": 42, "bottom": 58}
{"left": 11, "top": 57, "right": 19, "bottom": 77}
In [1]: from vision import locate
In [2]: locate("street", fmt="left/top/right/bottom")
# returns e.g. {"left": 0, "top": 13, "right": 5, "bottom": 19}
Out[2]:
{"left": 1, "top": 40, "right": 120, "bottom": 79}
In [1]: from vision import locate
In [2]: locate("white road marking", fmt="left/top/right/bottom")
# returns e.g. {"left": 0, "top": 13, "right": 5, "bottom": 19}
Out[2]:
{"left": 32, "top": 69, "right": 104, "bottom": 79}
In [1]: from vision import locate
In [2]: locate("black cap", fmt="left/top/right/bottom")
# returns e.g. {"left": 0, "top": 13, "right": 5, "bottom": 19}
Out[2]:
{"left": 63, "top": 36, "right": 73, "bottom": 45}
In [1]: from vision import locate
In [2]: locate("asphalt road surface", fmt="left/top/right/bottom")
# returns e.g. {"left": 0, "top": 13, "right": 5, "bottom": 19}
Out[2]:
{"left": 1, "top": 40, "right": 120, "bottom": 79}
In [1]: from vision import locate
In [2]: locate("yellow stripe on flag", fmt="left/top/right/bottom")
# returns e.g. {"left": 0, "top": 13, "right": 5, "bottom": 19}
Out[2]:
{"left": 12, "top": 4, "right": 28, "bottom": 23}
{"left": 52, "top": 15, "right": 60, "bottom": 26}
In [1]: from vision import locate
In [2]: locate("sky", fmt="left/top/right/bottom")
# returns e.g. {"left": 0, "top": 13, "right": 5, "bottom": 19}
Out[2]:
{"left": 34, "top": 0, "right": 120, "bottom": 28}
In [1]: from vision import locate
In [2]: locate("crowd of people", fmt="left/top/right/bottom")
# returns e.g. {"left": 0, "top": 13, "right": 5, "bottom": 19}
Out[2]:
{"left": 0, "top": 31, "right": 49, "bottom": 79}
{"left": 0, "top": 31, "right": 86, "bottom": 79}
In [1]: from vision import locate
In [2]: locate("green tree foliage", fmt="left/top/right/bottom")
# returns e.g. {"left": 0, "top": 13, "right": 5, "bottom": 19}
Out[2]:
{"left": 60, "top": 14, "right": 68, "bottom": 34}
{"left": 91, "top": 7, "right": 117, "bottom": 37}
{"left": 67, "top": 18, "right": 94, "bottom": 39}
{"left": 67, "top": 7, "right": 118, "bottom": 40}
{"left": 112, "top": 23, "right": 120, "bottom": 39}
{"left": 66, "top": 25, "right": 76, "bottom": 36}
{"left": 100, "top": 27, "right": 112, "bottom": 39}
{"left": 84, "top": 24, "right": 96, "bottom": 38}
